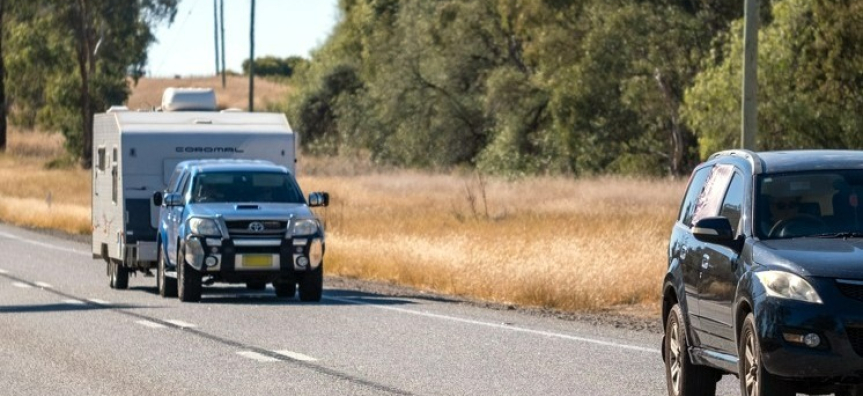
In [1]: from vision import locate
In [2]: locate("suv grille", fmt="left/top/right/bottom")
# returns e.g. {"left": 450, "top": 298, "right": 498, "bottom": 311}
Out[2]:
{"left": 225, "top": 220, "right": 287, "bottom": 237}
{"left": 846, "top": 326, "right": 863, "bottom": 357}
{"left": 836, "top": 281, "right": 863, "bottom": 302}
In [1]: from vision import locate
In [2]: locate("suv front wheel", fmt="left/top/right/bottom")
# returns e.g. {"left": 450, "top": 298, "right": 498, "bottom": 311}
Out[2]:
{"left": 739, "top": 313, "right": 794, "bottom": 396}
{"left": 664, "top": 304, "right": 719, "bottom": 396}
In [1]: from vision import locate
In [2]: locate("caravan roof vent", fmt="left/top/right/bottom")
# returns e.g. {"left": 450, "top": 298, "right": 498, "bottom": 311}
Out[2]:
{"left": 161, "top": 87, "right": 217, "bottom": 112}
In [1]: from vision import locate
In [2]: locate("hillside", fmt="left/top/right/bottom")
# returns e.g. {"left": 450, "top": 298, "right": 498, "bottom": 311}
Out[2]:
{"left": 126, "top": 75, "right": 292, "bottom": 111}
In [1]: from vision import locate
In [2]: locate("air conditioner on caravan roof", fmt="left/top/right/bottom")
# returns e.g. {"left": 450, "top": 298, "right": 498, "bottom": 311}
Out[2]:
{"left": 161, "top": 87, "right": 217, "bottom": 112}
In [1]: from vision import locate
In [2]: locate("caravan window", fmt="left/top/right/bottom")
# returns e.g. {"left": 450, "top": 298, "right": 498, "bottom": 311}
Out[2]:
{"left": 96, "top": 147, "right": 106, "bottom": 171}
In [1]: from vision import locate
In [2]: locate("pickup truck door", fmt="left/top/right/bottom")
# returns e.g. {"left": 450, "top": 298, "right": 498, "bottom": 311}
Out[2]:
{"left": 165, "top": 172, "right": 190, "bottom": 266}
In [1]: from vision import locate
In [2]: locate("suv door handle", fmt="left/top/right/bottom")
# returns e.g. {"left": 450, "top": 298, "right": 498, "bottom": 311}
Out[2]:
{"left": 701, "top": 254, "right": 710, "bottom": 270}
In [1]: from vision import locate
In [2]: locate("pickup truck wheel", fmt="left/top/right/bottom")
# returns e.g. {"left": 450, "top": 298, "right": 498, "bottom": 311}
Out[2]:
{"left": 246, "top": 282, "right": 267, "bottom": 291}
{"left": 739, "top": 313, "right": 794, "bottom": 396}
{"left": 157, "top": 246, "right": 177, "bottom": 298}
{"left": 298, "top": 265, "right": 323, "bottom": 302}
{"left": 665, "top": 304, "right": 719, "bottom": 396}
{"left": 109, "top": 260, "right": 129, "bottom": 290}
{"left": 177, "top": 249, "right": 202, "bottom": 302}
{"left": 274, "top": 280, "right": 296, "bottom": 298}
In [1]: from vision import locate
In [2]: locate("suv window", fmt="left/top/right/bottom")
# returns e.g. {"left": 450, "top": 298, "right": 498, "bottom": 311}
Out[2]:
{"left": 692, "top": 164, "right": 734, "bottom": 225}
{"left": 679, "top": 166, "right": 712, "bottom": 227}
{"left": 719, "top": 173, "right": 745, "bottom": 236}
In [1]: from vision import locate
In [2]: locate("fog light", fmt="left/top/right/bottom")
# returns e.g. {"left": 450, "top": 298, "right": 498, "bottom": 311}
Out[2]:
{"left": 296, "top": 256, "right": 309, "bottom": 268}
{"left": 205, "top": 256, "right": 218, "bottom": 267}
{"left": 803, "top": 333, "right": 821, "bottom": 348}
{"left": 783, "top": 332, "right": 821, "bottom": 348}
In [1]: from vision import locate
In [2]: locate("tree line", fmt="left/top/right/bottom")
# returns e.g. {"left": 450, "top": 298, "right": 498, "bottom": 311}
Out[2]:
{"left": 0, "top": 0, "right": 177, "bottom": 168}
{"left": 284, "top": 0, "right": 863, "bottom": 176}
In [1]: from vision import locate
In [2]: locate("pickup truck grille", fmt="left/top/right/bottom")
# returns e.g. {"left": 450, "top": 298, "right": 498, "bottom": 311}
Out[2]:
{"left": 226, "top": 220, "right": 288, "bottom": 237}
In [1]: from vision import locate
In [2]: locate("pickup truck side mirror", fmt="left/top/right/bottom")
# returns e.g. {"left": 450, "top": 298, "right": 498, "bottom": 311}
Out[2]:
{"left": 308, "top": 192, "right": 329, "bottom": 207}
{"left": 164, "top": 192, "right": 184, "bottom": 207}
{"left": 152, "top": 191, "right": 163, "bottom": 207}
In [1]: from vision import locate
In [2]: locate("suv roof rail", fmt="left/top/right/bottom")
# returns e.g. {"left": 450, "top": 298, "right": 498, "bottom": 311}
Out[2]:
{"left": 708, "top": 149, "right": 763, "bottom": 174}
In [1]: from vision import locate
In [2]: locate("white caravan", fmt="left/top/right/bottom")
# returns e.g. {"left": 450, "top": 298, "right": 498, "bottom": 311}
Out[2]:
{"left": 91, "top": 88, "right": 296, "bottom": 288}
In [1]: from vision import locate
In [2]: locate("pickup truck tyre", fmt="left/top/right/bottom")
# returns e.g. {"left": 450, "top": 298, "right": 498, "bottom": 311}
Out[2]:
{"left": 157, "top": 245, "right": 178, "bottom": 298}
{"left": 109, "top": 260, "right": 129, "bottom": 290}
{"left": 739, "top": 313, "right": 794, "bottom": 396}
{"left": 246, "top": 282, "right": 267, "bottom": 291}
{"left": 177, "top": 248, "right": 202, "bottom": 302}
{"left": 664, "top": 304, "right": 719, "bottom": 396}
{"left": 274, "top": 280, "right": 296, "bottom": 298}
{"left": 298, "top": 265, "right": 323, "bottom": 302}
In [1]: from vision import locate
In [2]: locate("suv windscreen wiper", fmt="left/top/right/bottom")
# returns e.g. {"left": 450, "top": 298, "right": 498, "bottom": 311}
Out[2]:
{"left": 811, "top": 232, "right": 863, "bottom": 239}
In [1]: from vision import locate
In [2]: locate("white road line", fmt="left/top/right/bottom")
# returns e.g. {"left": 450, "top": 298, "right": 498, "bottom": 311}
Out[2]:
{"left": 0, "top": 269, "right": 8, "bottom": 274}
{"left": 0, "top": 231, "right": 88, "bottom": 256}
{"left": 87, "top": 299, "right": 110, "bottom": 305}
{"left": 34, "top": 282, "right": 53, "bottom": 289}
{"left": 274, "top": 350, "right": 318, "bottom": 362}
{"left": 165, "top": 320, "right": 197, "bottom": 328}
{"left": 136, "top": 320, "right": 168, "bottom": 329}
{"left": 237, "top": 351, "right": 280, "bottom": 362}
{"left": 61, "top": 299, "right": 86, "bottom": 305}
{"left": 11, "top": 282, "right": 32, "bottom": 289}
{"left": 323, "top": 296, "right": 660, "bottom": 354}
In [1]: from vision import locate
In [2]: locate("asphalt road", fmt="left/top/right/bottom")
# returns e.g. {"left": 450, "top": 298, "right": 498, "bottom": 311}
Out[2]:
{"left": 0, "top": 223, "right": 742, "bottom": 395}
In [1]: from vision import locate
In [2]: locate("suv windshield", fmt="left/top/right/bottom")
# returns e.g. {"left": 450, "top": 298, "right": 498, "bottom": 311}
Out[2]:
{"left": 756, "top": 170, "right": 863, "bottom": 239}
{"left": 190, "top": 171, "right": 304, "bottom": 204}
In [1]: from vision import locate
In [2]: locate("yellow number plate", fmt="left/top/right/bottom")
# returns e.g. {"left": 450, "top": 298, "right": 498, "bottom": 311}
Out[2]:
{"left": 242, "top": 255, "right": 273, "bottom": 268}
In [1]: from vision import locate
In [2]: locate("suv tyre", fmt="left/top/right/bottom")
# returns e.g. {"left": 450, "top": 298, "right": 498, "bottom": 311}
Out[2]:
{"left": 664, "top": 304, "right": 719, "bottom": 396}
{"left": 739, "top": 313, "right": 794, "bottom": 396}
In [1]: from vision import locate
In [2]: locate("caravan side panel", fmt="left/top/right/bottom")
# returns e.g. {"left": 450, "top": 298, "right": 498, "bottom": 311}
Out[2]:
{"left": 91, "top": 114, "right": 125, "bottom": 261}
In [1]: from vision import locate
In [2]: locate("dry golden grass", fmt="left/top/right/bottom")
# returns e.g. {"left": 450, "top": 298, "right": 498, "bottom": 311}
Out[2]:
{"left": 298, "top": 168, "right": 687, "bottom": 314}
{"left": 0, "top": 128, "right": 91, "bottom": 234}
{"left": 126, "top": 75, "right": 292, "bottom": 111}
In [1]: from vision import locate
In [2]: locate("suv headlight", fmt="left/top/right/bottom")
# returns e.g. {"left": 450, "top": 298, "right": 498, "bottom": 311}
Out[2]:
{"left": 292, "top": 219, "right": 319, "bottom": 236}
{"left": 188, "top": 217, "right": 222, "bottom": 237}
{"left": 755, "top": 271, "right": 823, "bottom": 304}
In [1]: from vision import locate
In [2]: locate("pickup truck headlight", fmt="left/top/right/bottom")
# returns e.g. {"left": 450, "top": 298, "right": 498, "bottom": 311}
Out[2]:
{"left": 292, "top": 219, "right": 319, "bottom": 236}
{"left": 188, "top": 218, "right": 222, "bottom": 237}
{"left": 755, "top": 271, "right": 823, "bottom": 304}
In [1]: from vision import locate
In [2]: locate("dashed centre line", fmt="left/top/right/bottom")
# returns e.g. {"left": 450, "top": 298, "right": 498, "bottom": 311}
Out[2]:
{"left": 87, "top": 299, "right": 110, "bottom": 305}
{"left": 34, "top": 282, "right": 53, "bottom": 289}
{"left": 237, "top": 351, "right": 281, "bottom": 362}
{"left": 165, "top": 320, "right": 197, "bottom": 328}
{"left": 61, "top": 299, "right": 86, "bottom": 305}
{"left": 0, "top": 269, "right": 8, "bottom": 274}
{"left": 12, "top": 282, "right": 32, "bottom": 289}
{"left": 274, "top": 350, "right": 318, "bottom": 362}
{"left": 136, "top": 320, "right": 168, "bottom": 329}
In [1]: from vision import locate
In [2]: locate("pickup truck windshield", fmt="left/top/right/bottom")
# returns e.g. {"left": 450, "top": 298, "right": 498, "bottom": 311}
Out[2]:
{"left": 191, "top": 171, "right": 304, "bottom": 204}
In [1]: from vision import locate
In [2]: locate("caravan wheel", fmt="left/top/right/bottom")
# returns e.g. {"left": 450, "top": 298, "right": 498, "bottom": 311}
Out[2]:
{"left": 109, "top": 260, "right": 129, "bottom": 290}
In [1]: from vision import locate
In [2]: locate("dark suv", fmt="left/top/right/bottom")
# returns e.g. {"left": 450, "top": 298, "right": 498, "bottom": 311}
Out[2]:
{"left": 663, "top": 150, "right": 863, "bottom": 396}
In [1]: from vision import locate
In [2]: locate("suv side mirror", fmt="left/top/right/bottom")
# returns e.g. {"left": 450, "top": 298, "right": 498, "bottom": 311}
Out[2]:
{"left": 693, "top": 217, "right": 741, "bottom": 250}
{"left": 152, "top": 191, "right": 163, "bottom": 207}
{"left": 309, "top": 192, "right": 329, "bottom": 207}
{"left": 164, "top": 192, "right": 184, "bottom": 207}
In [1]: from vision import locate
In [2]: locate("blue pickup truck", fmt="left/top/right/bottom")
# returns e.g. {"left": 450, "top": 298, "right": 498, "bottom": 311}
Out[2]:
{"left": 152, "top": 159, "right": 328, "bottom": 302}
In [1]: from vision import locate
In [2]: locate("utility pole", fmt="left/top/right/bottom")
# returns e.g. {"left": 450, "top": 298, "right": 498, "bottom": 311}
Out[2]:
{"left": 213, "top": 0, "right": 219, "bottom": 76}
{"left": 220, "top": 0, "right": 226, "bottom": 88}
{"left": 249, "top": 0, "right": 255, "bottom": 112}
{"left": 741, "top": 0, "right": 759, "bottom": 150}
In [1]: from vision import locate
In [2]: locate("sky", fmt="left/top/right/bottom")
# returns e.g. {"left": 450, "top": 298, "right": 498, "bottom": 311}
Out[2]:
{"left": 148, "top": 0, "right": 340, "bottom": 77}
